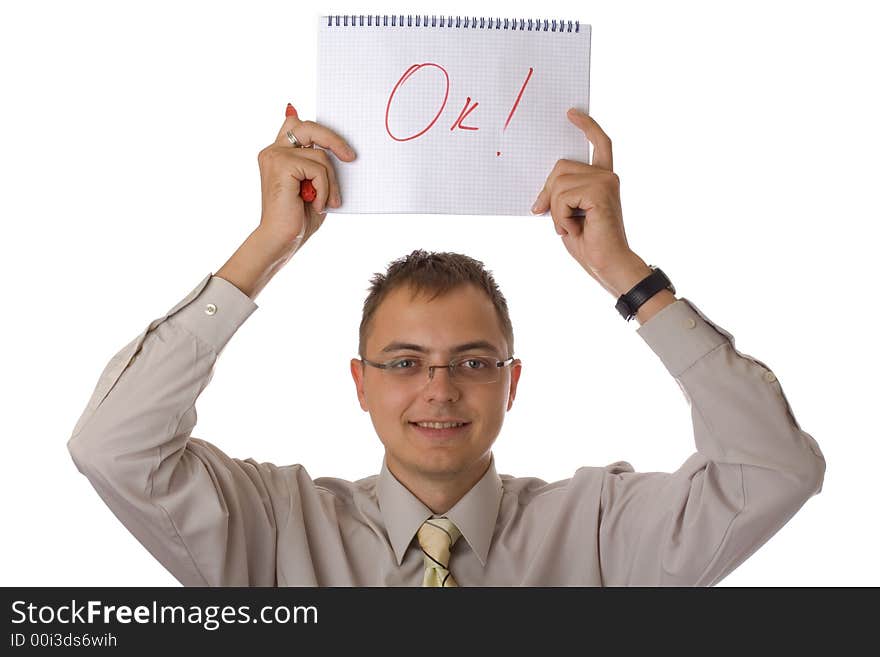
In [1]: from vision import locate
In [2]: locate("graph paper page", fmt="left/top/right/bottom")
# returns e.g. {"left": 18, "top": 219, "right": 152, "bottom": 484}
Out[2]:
{"left": 316, "top": 16, "right": 590, "bottom": 215}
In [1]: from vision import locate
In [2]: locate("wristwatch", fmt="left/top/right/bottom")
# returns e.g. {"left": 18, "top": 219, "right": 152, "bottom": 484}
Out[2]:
{"left": 615, "top": 266, "right": 675, "bottom": 321}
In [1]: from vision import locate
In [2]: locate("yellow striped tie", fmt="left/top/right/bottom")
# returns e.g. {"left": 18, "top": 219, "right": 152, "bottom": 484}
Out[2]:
{"left": 417, "top": 517, "right": 462, "bottom": 587}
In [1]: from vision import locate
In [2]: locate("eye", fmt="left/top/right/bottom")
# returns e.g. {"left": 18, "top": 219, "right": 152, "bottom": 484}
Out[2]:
{"left": 390, "top": 358, "right": 420, "bottom": 369}
{"left": 461, "top": 357, "right": 490, "bottom": 369}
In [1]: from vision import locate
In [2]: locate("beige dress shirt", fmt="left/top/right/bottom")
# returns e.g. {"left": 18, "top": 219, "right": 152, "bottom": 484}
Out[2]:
{"left": 67, "top": 274, "right": 825, "bottom": 586}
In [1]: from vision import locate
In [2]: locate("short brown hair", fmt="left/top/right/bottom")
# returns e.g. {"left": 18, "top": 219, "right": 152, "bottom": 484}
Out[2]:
{"left": 358, "top": 249, "right": 514, "bottom": 359}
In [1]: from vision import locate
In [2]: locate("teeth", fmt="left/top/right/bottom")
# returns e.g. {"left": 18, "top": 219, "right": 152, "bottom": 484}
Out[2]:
{"left": 415, "top": 421, "right": 466, "bottom": 429}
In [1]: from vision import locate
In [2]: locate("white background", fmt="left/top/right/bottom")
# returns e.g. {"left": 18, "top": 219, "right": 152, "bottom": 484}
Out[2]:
{"left": 2, "top": 0, "right": 877, "bottom": 586}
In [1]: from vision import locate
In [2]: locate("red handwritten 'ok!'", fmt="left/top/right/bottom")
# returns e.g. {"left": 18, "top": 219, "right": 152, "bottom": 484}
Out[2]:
{"left": 385, "top": 63, "right": 534, "bottom": 156}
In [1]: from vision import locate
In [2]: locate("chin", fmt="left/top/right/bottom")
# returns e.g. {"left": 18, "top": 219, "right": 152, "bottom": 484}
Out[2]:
{"left": 387, "top": 447, "right": 462, "bottom": 475}
{"left": 417, "top": 450, "right": 482, "bottom": 477}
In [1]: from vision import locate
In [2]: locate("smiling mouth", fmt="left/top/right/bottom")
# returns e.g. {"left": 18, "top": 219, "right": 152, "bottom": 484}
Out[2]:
{"left": 408, "top": 421, "right": 472, "bottom": 437}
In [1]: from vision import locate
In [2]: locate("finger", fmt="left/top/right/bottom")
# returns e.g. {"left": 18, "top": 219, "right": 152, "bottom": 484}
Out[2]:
{"left": 276, "top": 104, "right": 310, "bottom": 145}
{"left": 549, "top": 185, "right": 585, "bottom": 238}
{"left": 531, "top": 183, "right": 548, "bottom": 215}
{"left": 530, "top": 159, "right": 588, "bottom": 215}
{"left": 288, "top": 147, "right": 341, "bottom": 206}
{"left": 566, "top": 109, "right": 613, "bottom": 171}
{"left": 545, "top": 174, "right": 588, "bottom": 237}
{"left": 276, "top": 111, "right": 356, "bottom": 163}
{"left": 296, "top": 119, "right": 357, "bottom": 162}
{"left": 556, "top": 183, "right": 587, "bottom": 236}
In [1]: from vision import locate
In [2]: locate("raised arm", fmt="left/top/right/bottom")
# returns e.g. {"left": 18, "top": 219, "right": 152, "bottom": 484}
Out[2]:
{"left": 597, "top": 298, "right": 825, "bottom": 585}
{"left": 533, "top": 110, "right": 824, "bottom": 585}
{"left": 67, "top": 106, "right": 356, "bottom": 585}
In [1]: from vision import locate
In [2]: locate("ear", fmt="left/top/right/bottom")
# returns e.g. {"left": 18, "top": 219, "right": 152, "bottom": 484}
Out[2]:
{"left": 506, "top": 359, "right": 522, "bottom": 411}
{"left": 350, "top": 358, "right": 369, "bottom": 412}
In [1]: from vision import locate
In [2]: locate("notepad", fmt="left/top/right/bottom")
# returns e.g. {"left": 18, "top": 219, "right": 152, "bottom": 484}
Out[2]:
{"left": 316, "top": 15, "right": 591, "bottom": 215}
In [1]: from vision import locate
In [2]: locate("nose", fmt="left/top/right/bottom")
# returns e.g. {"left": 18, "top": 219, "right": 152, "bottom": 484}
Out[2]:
{"left": 423, "top": 365, "right": 460, "bottom": 401}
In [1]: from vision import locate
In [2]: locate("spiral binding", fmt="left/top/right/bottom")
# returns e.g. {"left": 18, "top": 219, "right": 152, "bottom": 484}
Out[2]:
{"left": 325, "top": 15, "right": 580, "bottom": 33}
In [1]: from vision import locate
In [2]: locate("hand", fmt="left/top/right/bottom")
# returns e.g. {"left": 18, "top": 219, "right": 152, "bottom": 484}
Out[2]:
{"left": 256, "top": 105, "right": 356, "bottom": 251}
{"left": 531, "top": 109, "right": 638, "bottom": 296}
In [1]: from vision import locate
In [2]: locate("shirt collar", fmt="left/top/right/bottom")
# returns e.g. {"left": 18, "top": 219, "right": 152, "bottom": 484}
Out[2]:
{"left": 376, "top": 452, "right": 503, "bottom": 567}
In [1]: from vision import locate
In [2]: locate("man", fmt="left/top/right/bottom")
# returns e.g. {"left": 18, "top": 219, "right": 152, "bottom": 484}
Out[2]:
{"left": 67, "top": 105, "right": 825, "bottom": 586}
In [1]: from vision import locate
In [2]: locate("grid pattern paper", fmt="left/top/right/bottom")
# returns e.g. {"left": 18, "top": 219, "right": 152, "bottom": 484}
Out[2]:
{"left": 316, "top": 15, "right": 591, "bottom": 215}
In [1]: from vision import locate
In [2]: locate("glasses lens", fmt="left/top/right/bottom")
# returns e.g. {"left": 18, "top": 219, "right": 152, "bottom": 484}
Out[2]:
{"left": 452, "top": 357, "right": 498, "bottom": 383}
{"left": 385, "top": 358, "right": 424, "bottom": 379}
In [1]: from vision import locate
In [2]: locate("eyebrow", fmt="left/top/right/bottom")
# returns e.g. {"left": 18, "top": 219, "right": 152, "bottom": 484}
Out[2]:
{"left": 380, "top": 340, "right": 502, "bottom": 355}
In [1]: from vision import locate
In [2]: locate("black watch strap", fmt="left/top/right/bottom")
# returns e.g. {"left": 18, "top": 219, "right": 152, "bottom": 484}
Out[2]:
{"left": 615, "top": 266, "right": 675, "bottom": 321}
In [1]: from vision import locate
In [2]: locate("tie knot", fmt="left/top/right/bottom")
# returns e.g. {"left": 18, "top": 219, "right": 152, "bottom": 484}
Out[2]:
{"left": 417, "top": 517, "right": 462, "bottom": 568}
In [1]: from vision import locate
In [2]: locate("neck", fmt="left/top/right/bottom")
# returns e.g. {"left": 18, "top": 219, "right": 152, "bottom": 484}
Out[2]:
{"left": 387, "top": 453, "right": 492, "bottom": 514}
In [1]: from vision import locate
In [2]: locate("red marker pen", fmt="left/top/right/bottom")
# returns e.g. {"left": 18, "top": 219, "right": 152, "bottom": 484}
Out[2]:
{"left": 286, "top": 103, "right": 317, "bottom": 203}
{"left": 300, "top": 180, "right": 317, "bottom": 203}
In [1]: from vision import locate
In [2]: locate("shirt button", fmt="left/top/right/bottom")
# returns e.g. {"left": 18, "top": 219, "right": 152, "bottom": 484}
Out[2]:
{"left": 764, "top": 371, "right": 777, "bottom": 383}
{"left": 204, "top": 303, "right": 217, "bottom": 316}
{"left": 683, "top": 317, "right": 696, "bottom": 329}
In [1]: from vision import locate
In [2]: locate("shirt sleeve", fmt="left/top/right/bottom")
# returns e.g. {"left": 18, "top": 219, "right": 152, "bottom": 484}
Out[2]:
{"left": 597, "top": 298, "right": 826, "bottom": 587}
{"left": 67, "top": 273, "right": 293, "bottom": 586}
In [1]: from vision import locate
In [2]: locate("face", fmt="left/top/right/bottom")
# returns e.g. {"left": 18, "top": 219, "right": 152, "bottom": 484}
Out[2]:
{"left": 350, "top": 283, "right": 522, "bottom": 486}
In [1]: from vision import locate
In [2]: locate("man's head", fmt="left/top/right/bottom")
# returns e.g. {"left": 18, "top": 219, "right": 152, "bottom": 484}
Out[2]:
{"left": 350, "top": 250, "right": 522, "bottom": 488}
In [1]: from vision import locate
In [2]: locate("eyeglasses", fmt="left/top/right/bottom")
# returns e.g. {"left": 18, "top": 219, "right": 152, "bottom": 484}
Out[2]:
{"left": 360, "top": 355, "right": 515, "bottom": 385}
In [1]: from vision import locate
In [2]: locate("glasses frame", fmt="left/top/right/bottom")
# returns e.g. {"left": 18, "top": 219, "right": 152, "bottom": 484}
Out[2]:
{"left": 360, "top": 355, "right": 516, "bottom": 385}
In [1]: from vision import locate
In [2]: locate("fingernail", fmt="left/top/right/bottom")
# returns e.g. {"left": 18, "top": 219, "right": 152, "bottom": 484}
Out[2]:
{"left": 286, "top": 103, "right": 297, "bottom": 118}
{"left": 345, "top": 146, "right": 356, "bottom": 158}
{"left": 333, "top": 193, "right": 341, "bottom": 206}
{"left": 530, "top": 201, "right": 541, "bottom": 214}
